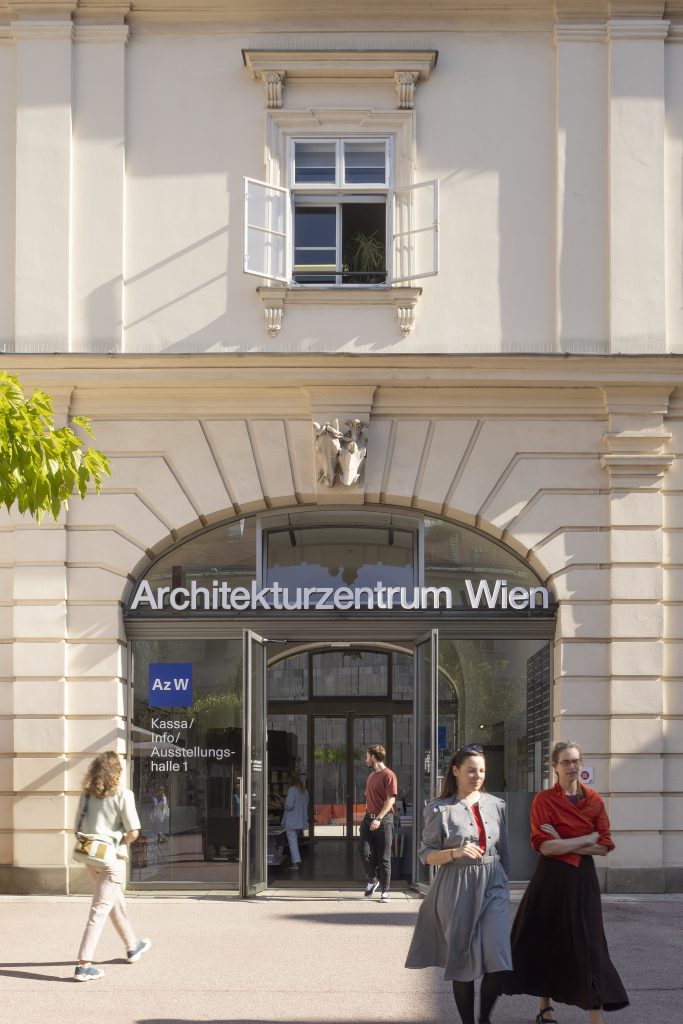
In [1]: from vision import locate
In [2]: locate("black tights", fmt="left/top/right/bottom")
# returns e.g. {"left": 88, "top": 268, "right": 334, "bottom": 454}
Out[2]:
{"left": 452, "top": 972, "right": 504, "bottom": 1024}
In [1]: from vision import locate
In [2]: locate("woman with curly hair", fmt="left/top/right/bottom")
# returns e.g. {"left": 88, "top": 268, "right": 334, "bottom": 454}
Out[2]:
{"left": 73, "top": 751, "right": 151, "bottom": 982}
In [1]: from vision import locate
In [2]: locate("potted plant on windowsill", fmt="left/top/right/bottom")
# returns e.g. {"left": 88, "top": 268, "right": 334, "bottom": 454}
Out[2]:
{"left": 342, "top": 231, "right": 386, "bottom": 285}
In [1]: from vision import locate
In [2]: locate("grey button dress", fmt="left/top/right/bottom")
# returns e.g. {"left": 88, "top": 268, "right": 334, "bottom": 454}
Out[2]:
{"left": 405, "top": 793, "right": 512, "bottom": 982}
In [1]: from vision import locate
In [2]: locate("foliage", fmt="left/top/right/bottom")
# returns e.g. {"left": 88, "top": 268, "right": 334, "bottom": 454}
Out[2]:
{"left": 0, "top": 371, "right": 111, "bottom": 522}
{"left": 192, "top": 691, "right": 243, "bottom": 726}
{"left": 343, "top": 231, "right": 386, "bottom": 279}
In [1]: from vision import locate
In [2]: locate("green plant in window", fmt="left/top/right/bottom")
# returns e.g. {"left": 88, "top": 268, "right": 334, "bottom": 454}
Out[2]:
{"left": 342, "top": 231, "right": 386, "bottom": 283}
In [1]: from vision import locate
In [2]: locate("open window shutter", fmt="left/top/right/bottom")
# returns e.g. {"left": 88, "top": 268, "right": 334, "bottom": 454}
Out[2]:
{"left": 391, "top": 179, "right": 439, "bottom": 284}
{"left": 243, "top": 177, "right": 290, "bottom": 282}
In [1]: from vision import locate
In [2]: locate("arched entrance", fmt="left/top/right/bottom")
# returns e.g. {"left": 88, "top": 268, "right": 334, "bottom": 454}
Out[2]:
{"left": 125, "top": 507, "right": 554, "bottom": 894}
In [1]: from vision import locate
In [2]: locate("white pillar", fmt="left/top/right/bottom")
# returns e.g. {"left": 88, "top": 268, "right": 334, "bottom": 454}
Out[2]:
{"left": 608, "top": 17, "right": 669, "bottom": 353}
{"left": 554, "top": 23, "right": 608, "bottom": 353}
{"left": 601, "top": 385, "right": 674, "bottom": 890}
{"left": 71, "top": 23, "right": 128, "bottom": 353}
{"left": 13, "top": 12, "right": 74, "bottom": 352}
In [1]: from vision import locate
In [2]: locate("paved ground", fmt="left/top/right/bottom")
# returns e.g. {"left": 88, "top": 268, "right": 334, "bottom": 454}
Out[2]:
{"left": 0, "top": 890, "right": 679, "bottom": 1024}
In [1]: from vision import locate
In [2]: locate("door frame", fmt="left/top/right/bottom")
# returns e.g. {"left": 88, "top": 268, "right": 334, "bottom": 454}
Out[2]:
{"left": 240, "top": 629, "right": 268, "bottom": 897}
{"left": 309, "top": 711, "right": 391, "bottom": 842}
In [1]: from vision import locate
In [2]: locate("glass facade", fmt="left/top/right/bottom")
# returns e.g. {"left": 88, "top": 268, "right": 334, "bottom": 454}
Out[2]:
{"left": 131, "top": 638, "right": 243, "bottom": 886}
{"left": 265, "top": 524, "right": 414, "bottom": 591}
{"left": 127, "top": 509, "right": 553, "bottom": 889}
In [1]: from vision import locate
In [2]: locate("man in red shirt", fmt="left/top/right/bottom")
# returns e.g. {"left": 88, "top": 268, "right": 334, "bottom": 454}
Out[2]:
{"left": 360, "top": 744, "right": 398, "bottom": 903}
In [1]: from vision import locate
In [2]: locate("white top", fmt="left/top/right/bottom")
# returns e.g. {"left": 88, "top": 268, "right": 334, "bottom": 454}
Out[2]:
{"left": 75, "top": 788, "right": 141, "bottom": 860}
{"left": 281, "top": 786, "right": 309, "bottom": 830}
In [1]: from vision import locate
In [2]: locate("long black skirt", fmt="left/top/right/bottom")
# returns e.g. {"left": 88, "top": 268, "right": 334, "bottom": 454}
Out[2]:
{"left": 504, "top": 856, "right": 629, "bottom": 1012}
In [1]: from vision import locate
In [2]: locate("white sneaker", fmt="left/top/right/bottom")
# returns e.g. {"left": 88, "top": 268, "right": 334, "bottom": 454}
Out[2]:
{"left": 74, "top": 964, "right": 104, "bottom": 982}
{"left": 364, "top": 880, "right": 379, "bottom": 897}
{"left": 380, "top": 890, "right": 390, "bottom": 902}
{"left": 127, "top": 938, "right": 152, "bottom": 963}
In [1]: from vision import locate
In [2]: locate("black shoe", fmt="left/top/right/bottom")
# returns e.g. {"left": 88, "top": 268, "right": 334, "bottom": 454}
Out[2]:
{"left": 364, "top": 880, "right": 379, "bottom": 897}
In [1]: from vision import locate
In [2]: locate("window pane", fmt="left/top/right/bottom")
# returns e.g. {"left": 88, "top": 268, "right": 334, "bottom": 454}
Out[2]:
{"left": 294, "top": 207, "right": 336, "bottom": 247}
{"left": 267, "top": 652, "right": 308, "bottom": 701}
{"left": 341, "top": 202, "right": 387, "bottom": 284}
{"left": 437, "top": 637, "right": 551, "bottom": 880}
{"left": 130, "top": 519, "right": 257, "bottom": 616}
{"left": 294, "top": 207, "right": 337, "bottom": 283}
{"left": 423, "top": 518, "right": 546, "bottom": 608}
{"left": 344, "top": 142, "right": 386, "bottom": 184}
{"left": 392, "top": 651, "right": 414, "bottom": 701}
{"left": 131, "top": 638, "right": 243, "bottom": 886}
{"left": 312, "top": 650, "right": 388, "bottom": 697}
{"left": 265, "top": 525, "right": 414, "bottom": 592}
{"left": 294, "top": 142, "right": 336, "bottom": 183}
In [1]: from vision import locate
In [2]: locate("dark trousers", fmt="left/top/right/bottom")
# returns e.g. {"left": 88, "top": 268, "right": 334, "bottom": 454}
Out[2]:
{"left": 359, "top": 815, "right": 393, "bottom": 891}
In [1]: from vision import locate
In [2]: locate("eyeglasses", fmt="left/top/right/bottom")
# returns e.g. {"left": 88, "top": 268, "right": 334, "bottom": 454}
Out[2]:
{"left": 557, "top": 758, "right": 581, "bottom": 768}
{"left": 459, "top": 744, "right": 484, "bottom": 755}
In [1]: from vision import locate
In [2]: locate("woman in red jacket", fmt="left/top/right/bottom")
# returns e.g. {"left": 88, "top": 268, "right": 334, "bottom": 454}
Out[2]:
{"left": 504, "top": 741, "right": 628, "bottom": 1024}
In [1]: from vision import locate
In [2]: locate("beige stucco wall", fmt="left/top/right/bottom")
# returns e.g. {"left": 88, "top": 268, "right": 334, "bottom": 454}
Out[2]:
{"left": 0, "top": 5, "right": 681, "bottom": 356}
{"left": 0, "top": 0, "right": 681, "bottom": 892}
{"left": 0, "top": 354, "right": 679, "bottom": 892}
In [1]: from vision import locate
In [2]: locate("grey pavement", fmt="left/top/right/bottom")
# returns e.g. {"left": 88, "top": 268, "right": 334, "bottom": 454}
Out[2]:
{"left": 0, "top": 890, "right": 678, "bottom": 1024}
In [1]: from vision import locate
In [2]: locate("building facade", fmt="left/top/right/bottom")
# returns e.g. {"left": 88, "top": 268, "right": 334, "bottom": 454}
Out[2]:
{"left": 0, "top": 0, "right": 682, "bottom": 894}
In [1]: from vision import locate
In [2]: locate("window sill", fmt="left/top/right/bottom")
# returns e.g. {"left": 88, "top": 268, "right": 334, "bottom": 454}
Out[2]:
{"left": 256, "top": 284, "right": 422, "bottom": 337}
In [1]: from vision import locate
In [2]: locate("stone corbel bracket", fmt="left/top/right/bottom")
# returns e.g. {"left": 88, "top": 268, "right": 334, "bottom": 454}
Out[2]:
{"left": 257, "top": 285, "right": 422, "bottom": 338}
{"left": 261, "top": 70, "right": 285, "bottom": 109}
{"left": 394, "top": 71, "right": 419, "bottom": 109}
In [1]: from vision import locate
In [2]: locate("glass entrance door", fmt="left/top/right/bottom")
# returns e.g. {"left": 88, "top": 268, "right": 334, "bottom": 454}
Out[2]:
{"left": 240, "top": 630, "right": 268, "bottom": 896}
{"left": 312, "top": 715, "right": 386, "bottom": 841}
{"left": 413, "top": 629, "right": 438, "bottom": 891}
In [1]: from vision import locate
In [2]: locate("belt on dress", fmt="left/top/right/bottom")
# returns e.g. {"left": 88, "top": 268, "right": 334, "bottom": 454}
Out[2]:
{"left": 448, "top": 852, "right": 500, "bottom": 865}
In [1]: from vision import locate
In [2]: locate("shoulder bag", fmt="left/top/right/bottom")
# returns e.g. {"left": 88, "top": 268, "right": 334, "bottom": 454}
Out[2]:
{"left": 72, "top": 794, "right": 118, "bottom": 868}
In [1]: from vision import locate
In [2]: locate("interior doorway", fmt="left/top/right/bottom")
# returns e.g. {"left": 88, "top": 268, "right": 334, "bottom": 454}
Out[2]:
{"left": 266, "top": 646, "right": 415, "bottom": 887}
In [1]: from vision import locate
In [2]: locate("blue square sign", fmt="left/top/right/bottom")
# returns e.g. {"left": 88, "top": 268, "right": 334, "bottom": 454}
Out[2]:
{"left": 148, "top": 663, "right": 193, "bottom": 708}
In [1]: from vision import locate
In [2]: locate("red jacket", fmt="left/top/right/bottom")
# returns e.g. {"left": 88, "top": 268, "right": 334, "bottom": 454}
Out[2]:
{"left": 530, "top": 783, "right": 615, "bottom": 867}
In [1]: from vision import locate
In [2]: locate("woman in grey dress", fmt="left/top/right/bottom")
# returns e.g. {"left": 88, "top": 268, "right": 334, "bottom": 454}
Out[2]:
{"left": 405, "top": 745, "right": 512, "bottom": 1024}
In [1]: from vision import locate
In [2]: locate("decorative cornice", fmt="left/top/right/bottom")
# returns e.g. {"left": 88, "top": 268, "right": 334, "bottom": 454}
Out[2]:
{"left": 666, "top": 20, "right": 683, "bottom": 38}
{"left": 7, "top": 0, "right": 76, "bottom": 15}
{"left": 11, "top": 15, "right": 73, "bottom": 38}
{"left": 73, "top": 23, "right": 129, "bottom": 42}
{"left": 607, "top": 16, "right": 670, "bottom": 37}
{"left": 554, "top": 21, "right": 607, "bottom": 40}
{"left": 243, "top": 48, "right": 436, "bottom": 109}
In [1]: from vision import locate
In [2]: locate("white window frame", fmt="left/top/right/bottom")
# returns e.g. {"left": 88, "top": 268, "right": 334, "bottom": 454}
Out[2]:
{"left": 289, "top": 138, "right": 392, "bottom": 190}
{"left": 289, "top": 137, "right": 392, "bottom": 288}
{"left": 244, "top": 108, "right": 438, "bottom": 289}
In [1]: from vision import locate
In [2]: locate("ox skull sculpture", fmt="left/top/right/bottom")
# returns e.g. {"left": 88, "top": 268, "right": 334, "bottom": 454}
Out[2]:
{"left": 313, "top": 419, "right": 368, "bottom": 488}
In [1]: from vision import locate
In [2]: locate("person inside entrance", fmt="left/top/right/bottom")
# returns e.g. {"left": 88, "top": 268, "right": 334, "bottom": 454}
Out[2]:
{"left": 360, "top": 744, "right": 398, "bottom": 902}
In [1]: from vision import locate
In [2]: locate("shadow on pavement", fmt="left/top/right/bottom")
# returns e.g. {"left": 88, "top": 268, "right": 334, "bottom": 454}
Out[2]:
{"left": 0, "top": 956, "right": 126, "bottom": 983}
{"left": 0, "top": 969, "right": 77, "bottom": 983}
{"left": 282, "top": 911, "right": 416, "bottom": 925}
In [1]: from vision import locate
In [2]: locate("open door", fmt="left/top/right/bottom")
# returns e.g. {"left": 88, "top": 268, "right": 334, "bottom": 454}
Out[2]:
{"left": 240, "top": 630, "right": 268, "bottom": 897}
{"left": 412, "top": 628, "right": 438, "bottom": 892}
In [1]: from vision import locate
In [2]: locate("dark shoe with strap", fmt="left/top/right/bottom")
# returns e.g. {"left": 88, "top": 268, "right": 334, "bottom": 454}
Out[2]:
{"left": 535, "top": 1008, "right": 558, "bottom": 1024}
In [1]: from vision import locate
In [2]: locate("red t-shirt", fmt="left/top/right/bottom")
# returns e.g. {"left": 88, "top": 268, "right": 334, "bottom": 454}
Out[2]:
{"left": 365, "top": 767, "right": 398, "bottom": 815}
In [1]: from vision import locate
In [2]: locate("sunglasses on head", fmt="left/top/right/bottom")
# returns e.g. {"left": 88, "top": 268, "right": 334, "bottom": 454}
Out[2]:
{"left": 459, "top": 744, "right": 484, "bottom": 755}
